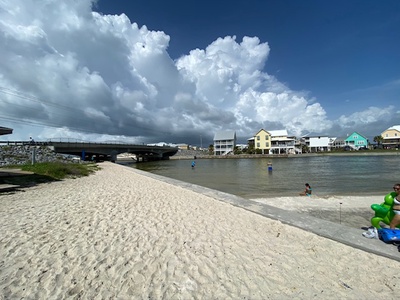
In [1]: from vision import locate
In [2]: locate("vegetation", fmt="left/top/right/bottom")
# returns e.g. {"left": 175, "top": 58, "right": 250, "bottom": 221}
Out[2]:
{"left": 208, "top": 144, "right": 214, "bottom": 155}
{"left": 233, "top": 146, "right": 243, "bottom": 155}
{"left": 20, "top": 162, "right": 99, "bottom": 179}
{"left": 0, "top": 162, "right": 99, "bottom": 187}
{"left": 243, "top": 145, "right": 255, "bottom": 154}
{"left": 373, "top": 135, "right": 384, "bottom": 146}
{"left": 301, "top": 144, "right": 310, "bottom": 153}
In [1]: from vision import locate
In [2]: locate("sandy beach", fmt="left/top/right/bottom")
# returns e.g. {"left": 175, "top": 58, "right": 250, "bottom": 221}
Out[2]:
{"left": 250, "top": 195, "right": 386, "bottom": 230}
{"left": 1, "top": 162, "right": 399, "bottom": 299}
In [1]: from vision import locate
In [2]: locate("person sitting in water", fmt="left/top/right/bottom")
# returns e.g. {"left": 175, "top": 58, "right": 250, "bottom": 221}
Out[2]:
{"left": 299, "top": 183, "right": 312, "bottom": 196}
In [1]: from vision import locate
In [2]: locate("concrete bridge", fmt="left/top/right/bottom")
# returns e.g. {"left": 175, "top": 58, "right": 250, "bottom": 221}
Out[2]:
{"left": 0, "top": 140, "right": 179, "bottom": 162}
{"left": 49, "top": 141, "right": 179, "bottom": 162}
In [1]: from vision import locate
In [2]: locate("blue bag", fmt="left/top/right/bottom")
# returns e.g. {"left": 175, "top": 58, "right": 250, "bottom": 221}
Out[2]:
{"left": 378, "top": 228, "right": 400, "bottom": 243}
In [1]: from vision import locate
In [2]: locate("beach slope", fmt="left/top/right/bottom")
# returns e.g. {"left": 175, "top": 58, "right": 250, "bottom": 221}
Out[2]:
{"left": 0, "top": 162, "right": 399, "bottom": 299}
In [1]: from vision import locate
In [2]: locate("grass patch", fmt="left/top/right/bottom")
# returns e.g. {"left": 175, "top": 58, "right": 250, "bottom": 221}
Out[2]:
{"left": 0, "top": 162, "right": 100, "bottom": 188}
{"left": 19, "top": 162, "right": 100, "bottom": 179}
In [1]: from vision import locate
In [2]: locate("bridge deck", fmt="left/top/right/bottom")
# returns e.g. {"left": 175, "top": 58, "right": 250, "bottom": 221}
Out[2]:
{"left": 0, "top": 141, "right": 178, "bottom": 162}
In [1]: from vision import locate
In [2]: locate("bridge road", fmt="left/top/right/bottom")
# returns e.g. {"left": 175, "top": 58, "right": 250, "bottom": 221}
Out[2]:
{"left": 0, "top": 141, "right": 179, "bottom": 162}
{"left": 49, "top": 142, "right": 179, "bottom": 162}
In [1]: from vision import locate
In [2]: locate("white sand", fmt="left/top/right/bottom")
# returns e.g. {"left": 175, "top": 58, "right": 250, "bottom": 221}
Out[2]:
{"left": 0, "top": 162, "right": 399, "bottom": 299}
{"left": 251, "top": 195, "right": 385, "bottom": 211}
{"left": 250, "top": 195, "right": 387, "bottom": 230}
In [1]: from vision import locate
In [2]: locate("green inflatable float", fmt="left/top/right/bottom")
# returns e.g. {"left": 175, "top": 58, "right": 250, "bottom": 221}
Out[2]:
{"left": 370, "top": 192, "right": 400, "bottom": 229}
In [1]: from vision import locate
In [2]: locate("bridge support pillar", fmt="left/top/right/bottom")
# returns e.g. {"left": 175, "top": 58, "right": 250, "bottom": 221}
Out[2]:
{"left": 81, "top": 150, "right": 86, "bottom": 161}
{"left": 110, "top": 150, "right": 118, "bottom": 163}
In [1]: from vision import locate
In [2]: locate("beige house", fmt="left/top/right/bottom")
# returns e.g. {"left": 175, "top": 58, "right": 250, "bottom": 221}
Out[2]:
{"left": 253, "top": 129, "right": 271, "bottom": 154}
{"left": 381, "top": 125, "right": 400, "bottom": 148}
{"left": 269, "top": 130, "right": 297, "bottom": 154}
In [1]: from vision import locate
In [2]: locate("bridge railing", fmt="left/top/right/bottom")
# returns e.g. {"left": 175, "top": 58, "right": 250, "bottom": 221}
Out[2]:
{"left": 0, "top": 140, "right": 178, "bottom": 148}
{"left": 0, "top": 140, "right": 45, "bottom": 146}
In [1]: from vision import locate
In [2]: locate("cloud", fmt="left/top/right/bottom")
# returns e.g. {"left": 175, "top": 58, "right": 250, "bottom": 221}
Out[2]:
{"left": 338, "top": 106, "right": 394, "bottom": 127}
{"left": 0, "top": 0, "right": 397, "bottom": 145}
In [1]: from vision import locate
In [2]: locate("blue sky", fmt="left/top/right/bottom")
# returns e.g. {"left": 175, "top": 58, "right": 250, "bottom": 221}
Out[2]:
{"left": 0, "top": 0, "right": 399, "bottom": 145}
{"left": 96, "top": 0, "right": 400, "bottom": 119}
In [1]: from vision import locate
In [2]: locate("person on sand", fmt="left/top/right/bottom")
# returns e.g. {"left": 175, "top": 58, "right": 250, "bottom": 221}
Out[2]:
{"left": 390, "top": 183, "right": 400, "bottom": 229}
{"left": 299, "top": 183, "right": 312, "bottom": 196}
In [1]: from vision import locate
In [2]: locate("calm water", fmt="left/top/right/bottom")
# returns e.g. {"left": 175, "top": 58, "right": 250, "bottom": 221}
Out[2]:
{"left": 130, "top": 156, "right": 400, "bottom": 198}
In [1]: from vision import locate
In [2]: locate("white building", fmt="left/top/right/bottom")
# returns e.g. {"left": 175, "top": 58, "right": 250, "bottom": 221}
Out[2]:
{"left": 213, "top": 131, "right": 236, "bottom": 155}
{"left": 302, "top": 136, "right": 336, "bottom": 152}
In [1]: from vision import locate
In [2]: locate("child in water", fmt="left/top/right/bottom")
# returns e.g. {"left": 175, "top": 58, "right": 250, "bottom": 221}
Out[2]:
{"left": 299, "top": 183, "right": 312, "bottom": 196}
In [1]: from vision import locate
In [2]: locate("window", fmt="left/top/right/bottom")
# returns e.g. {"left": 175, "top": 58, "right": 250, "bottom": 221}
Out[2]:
{"left": 266, "top": 142, "right": 269, "bottom": 147}
{"left": 257, "top": 143, "right": 260, "bottom": 147}
{"left": 257, "top": 136, "right": 260, "bottom": 140}
{"left": 265, "top": 135, "right": 269, "bottom": 140}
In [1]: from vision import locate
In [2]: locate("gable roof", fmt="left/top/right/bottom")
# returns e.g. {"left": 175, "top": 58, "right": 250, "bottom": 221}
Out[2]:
{"left": 345, "top": 132, "right": 367, "bottom": 140}
{"left": 254, "top": 129, "right": 270, "bottom": 136}
{"left": 214, "top": 130, "right": 236, "bottom": 141}
{"left": 382, "top": 125, "right": 400, "bottom": 133}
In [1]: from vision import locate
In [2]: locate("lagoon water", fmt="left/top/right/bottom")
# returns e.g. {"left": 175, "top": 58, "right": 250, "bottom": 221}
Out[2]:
{"left": 131, "top": 155, "right": 400, "bottom": 199}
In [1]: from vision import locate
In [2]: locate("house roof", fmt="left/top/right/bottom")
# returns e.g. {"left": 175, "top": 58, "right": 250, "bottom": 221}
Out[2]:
{"left": 302, "top": 135, "right": 333, "bottom": 138}
{"left": 268, "top": 129, "right": 288, "bottom": 137}
{"left": 214, "top": 130, "right": 236, "bottom": 141}
{"left": 345, "top": 132, "right": 368, "bottom": 140}
{"left": 334, "top": 137, "right": 347, "bottom": 142}
{"left": 254, "top": 128, "right": 269, "bottom": 136}
{"left": 0, "top": 126, "right": 13, "bottom": 136}
{"left": 383, "top": 125, "right": 400, "bottom": 133}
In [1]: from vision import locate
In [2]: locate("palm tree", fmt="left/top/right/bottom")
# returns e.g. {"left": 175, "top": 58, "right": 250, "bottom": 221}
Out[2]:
{"left": 373, "top": 135, "right": 383, "bottom": 146}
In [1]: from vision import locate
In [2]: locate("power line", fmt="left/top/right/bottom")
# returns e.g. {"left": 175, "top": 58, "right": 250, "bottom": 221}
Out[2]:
{"left": 0, "top": 85, "right": 201, "bottom": 139}
{"left": 0, "top": 86, "right": 79, "bottom": 113}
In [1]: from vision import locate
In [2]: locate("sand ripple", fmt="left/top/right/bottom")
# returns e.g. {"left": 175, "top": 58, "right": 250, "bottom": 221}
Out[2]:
{"left": 1, "top": 162, "right": 399, "bottom": 299}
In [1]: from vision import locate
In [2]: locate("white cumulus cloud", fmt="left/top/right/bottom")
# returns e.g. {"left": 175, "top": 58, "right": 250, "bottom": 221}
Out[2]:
{"left": 0, "top": 0, "right": 396, "bottom": 145}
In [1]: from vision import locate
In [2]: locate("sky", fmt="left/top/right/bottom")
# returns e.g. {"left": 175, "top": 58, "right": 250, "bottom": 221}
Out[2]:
{"left": 0, "top": 0, "right": 399, "bottom": 146}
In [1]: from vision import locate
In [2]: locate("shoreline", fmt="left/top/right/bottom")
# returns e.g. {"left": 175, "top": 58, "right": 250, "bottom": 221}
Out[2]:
{"left": 169, "top": 151, "right": 400, "bottom": 160}
{"left": 1, "top": 162, "right": 399, "bottom": 298}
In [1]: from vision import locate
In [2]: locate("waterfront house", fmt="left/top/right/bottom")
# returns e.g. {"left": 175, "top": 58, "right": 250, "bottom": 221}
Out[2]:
{"left": 344, "top": 132, "right": 368, "bottom": 150}
{"left": 381, "top": 125, "right": 400, "bottom": 148}
{"left": 213, "top": 130, "right": 236, "bottom": 155}
{"left": 302, "top": 136, "right": 336, "bottom": 152}
{"left": 248, "top": 137, "right": 255, "bottom": 149}
{"left": 269, "top": 130, "right": 296, "bottom": 154}
{"left": 253, "top": 129, "right": 271, "bottom": 154}
{"left": 332, "top": 137, "right": 346, "bottom": 149}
